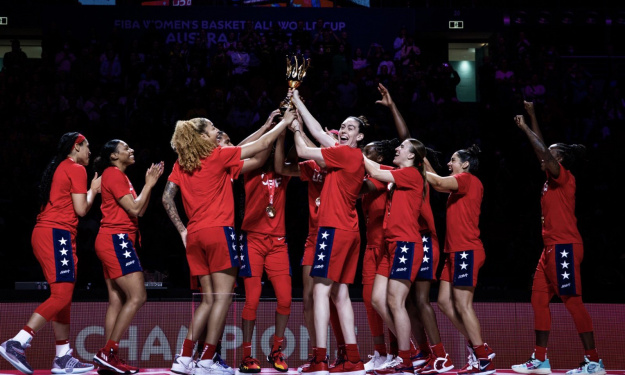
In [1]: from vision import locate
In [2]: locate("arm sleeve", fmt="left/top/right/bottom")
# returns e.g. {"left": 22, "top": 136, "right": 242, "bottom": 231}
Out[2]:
{"left": 453, "top": 172, "right": 471, "bottom": 195}
{"left": 109, "top": 169, "right": 133, "bottom": 200}
{"left": 68, "top": 164, "right": 88, "bottom": 194}
{"left": 320, "top": 144, "right": 348, "bottom": 170}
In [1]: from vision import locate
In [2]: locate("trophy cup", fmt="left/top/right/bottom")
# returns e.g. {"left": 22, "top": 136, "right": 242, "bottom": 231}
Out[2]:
{"left": 279, "top": 54, "right": 311, "bottom": 115}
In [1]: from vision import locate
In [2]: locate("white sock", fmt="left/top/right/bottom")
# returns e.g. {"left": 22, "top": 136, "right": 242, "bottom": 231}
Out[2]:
{"left": 13, "top": 330, "right": 33, "bottom": 346}
{"left": 56, "top": 343, "right": 71, "bottom": 357}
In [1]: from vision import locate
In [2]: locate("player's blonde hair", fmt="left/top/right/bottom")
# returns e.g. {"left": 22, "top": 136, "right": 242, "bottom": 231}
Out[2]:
{"left": 170, "top": 118, "right": 217, "bottom": 173}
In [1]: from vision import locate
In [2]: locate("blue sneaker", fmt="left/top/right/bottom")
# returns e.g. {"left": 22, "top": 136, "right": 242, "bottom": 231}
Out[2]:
{"left": 566, "top": 356, "right": 606, "bottom": 375}
{"left": 0, "top": 340, "right": 33, "bottom": 375}
{"left": 512, "top": 353, "right": 551, "bottom": 374}
{"left": 52, "top": 349, "right": 95, "bottom": 374}
{"left": 214, "top": 352, "right": 234, "bottom": 375}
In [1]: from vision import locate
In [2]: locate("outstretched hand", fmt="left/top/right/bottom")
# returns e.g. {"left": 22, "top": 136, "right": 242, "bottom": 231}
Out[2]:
{"left": 264, "top": 109, "right": 281, "bottom": 128}
{"left": 375, "top": 83, "right": 393, "bottom": 107}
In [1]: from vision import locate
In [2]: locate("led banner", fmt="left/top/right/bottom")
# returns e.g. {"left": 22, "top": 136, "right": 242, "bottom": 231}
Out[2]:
{"left": 0, "top": 301, "right": 623, "bottom": 370}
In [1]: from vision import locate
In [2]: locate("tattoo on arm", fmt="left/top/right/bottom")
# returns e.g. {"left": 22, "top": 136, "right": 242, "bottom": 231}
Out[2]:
{"left": 162, "top": 182, "right": 186, "bottom": 233}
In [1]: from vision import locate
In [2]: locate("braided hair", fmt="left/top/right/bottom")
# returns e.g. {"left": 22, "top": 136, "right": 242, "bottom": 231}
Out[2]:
{"left": 552, "top": 143, "right": 587, "bottom": 173}
{"left": 38, "top": 132, "right": 85, "bottom": 210}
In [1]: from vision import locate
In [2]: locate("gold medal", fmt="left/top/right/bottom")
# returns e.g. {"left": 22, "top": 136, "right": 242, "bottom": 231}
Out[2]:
{"left": 266, "top": 205, "right": 276, "bottom": 218}
{"left": 315, "top": 197, "right": 321, "bottom": 207}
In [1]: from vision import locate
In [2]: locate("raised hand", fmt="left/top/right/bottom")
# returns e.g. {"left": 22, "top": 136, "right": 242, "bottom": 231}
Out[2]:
{"left": 375, "top": 83, "right": 393, "bottom": 107}
{"left": 514, "top": 115, "right": 528, "bottom": 129}
{"left": 90, "top": 172, "right": 102, "bottom": 194}
{"left": 524, "top": 100, "right": 535, "bottom": 117}
{"left": 145, "top": 161, "right": 165, "bottom": 187}
{"left": 264, "top": 109, "right": 282, "bottom": 128}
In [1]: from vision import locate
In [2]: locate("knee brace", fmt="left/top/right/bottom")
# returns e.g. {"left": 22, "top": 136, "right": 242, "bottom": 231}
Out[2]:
{"left": 531, "top": 289, "right": 552, "bottom": 332}
{"left": 242, "top": 277, "right": 262, "bottom": 321}
{"left": 271, "top": 274, "right": 292, "bottom": 316}
{"left": 35, "top": 282, "right": 74, "bottom": 323}
{"left": 562, "top": 295, "right": 594, "bottom": 333}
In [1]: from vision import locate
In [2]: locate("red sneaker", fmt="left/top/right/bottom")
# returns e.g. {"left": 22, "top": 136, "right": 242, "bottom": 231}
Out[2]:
{"left": 458, "top": 357, "right": 495, "bottom": 375}
{"left": 93, "top": 349, "right": 138, "bottom": 374}
{"left": 302, "top": 357, "right": 329, "bottom": 375}
{"left": 329, "top": 358, "right": 365, "bottom": 375}
{"left": 417, "top": 354, "right": 454, "bottom": 375}
{"left": 239, "top": 357, "right": 261, "bottom": 374}
{"left": 268, "top": 347, "right": 289, "bottom": 372}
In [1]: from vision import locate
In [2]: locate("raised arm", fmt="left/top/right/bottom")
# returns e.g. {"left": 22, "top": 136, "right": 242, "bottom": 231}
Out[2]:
{"left": 162, "top": 180, "right": 187, "bottom": 247}
{"left": 291, "top": 119, "right": 326, "bottom": 167}
{"left": 523, "top": 100, "right": 544, "bottom": 143}
{"left": 291, "top": 90, "right": 336, "bottom": 148}
{"left": 363, "top": 156, "right": 395, "bottom": 183}
{"left": 118, "top": 162, "right": 164, "bottom": 217}
{"left": 71, "top": 172, "right": 101, "bottom": 217}
{"left": 376, "top": 83, "right": 410, "bottom": 140}
{"left": 240, "top": 109, "right": 295, "bottom": 160}
{"left": 241, "top": 148, "right": 272, "bottom": 174}
{"left": 274, "top": 127, "right": 301, "bottom": 177}
{"left": 426, "top": 170, "right": 457, "bottom": 194}
{"left": 514, "top": 114, "right": 560, "bottom": 177}
{"left": 238, "top": 109, "right": 281, "bottom": 146}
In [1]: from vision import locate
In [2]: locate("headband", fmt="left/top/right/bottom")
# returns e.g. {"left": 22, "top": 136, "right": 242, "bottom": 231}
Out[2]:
{"left": 74, "top": 134, "right": 85, "bottom": 145}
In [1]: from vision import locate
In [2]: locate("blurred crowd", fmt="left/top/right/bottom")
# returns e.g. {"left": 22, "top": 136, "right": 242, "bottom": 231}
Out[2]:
{"left": 0, "top": 16, "right": 622, "bottom": 299}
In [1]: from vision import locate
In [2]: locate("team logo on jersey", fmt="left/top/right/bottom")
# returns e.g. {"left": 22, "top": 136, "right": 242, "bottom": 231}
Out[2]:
{"left": 453, "top": 250, "right": 474, "bottom": 287}
{"left": 416, "top": 232, "right": 433, "bottom": 280}
{"left": 555, "top": 243, "right": 576, "bottom": 295}
{"left": 390, "top": 241, "right": 415, "bottom": 280}
{"left": 112, "top": 233, "right": 142, "bottom": 276}
{"left": 53, "top": 228, "right": 75, "bottom": 282}
{"left": 237, "top": 230, "right": 251, "bottom": 277}
{"left": 310, "top": 227, "right": 335, "bottom": 278}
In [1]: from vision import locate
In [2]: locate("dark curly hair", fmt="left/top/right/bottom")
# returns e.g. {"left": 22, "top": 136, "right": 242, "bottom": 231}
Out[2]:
{"left": 552, "top": 143, "right": 587, "bottom": 172}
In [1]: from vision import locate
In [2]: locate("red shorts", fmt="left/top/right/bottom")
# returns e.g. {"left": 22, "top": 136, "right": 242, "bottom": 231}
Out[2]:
{"left": 238, "top": 231, "right": 291, "bottom": 278}
{"left": 362, "top": 244, "right": 384, "bottom": 285}
{"left": 440, "top": 249, "right": 485, "bottom": 287}
{"left": 186, "top": 226, "right": 239, "bottom": 277}
{"left": 309, "top": 227, "right": 360, "bottom": 284}
{"left": 416, "top": 231, "right": 439, "bottom": 281}
{"left": 533, "top": 243, "right": 583, "bottom": 296}
{"left": 31, "top": 227, "right": 77, "bottom": 284}
{"left": 385, "top": 240, "right": 423, "bottom": 282}
{"left": 95, "top": 232, "right": 143, "bottom": 280}
{"left": 301, "top": 232, "right": 317, "bottom": 267}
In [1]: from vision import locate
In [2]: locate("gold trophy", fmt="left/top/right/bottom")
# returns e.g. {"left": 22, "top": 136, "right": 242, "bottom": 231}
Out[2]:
{"left": 280, "top": 54, "right": 311, "bottom": 115}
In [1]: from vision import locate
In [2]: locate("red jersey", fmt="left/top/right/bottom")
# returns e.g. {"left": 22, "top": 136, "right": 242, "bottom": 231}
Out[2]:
{"left": 383, "top": 167, "right": 424, "bottom": 242}
{"left": 362, "top": 165, "right": 393, "bottom": 248}
{"left": 445, "top": 172, "right": 484, "bottom": 253}
{"left": 418, "top": 185, "right": 437, "bottom": 238}
{"left": 318, "top": 145, "right": 365, "bottom": 231}
{"left": 241, "top": 170, "right": 290, "bottom": 236}
{"left": 99, "top": 166, "right": 138, "bottom": 234}
{"left": 36, "top": 158, "right": 88, "bottom": 234}
{"left": 541, "top": 164, "right": 583, "bottom": 245}
{"left": 167, "top": 146, "right": 243, "bottom": 234}
{"left": 299, "top": 160, "right": 327, "bottom": 234}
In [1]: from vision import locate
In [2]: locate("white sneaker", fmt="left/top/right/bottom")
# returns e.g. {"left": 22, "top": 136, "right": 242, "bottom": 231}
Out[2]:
{"left": 51, "top": 349, "right": 95, "bottom": 374}
{"left": 512, "top": 353, "right": 552, "bottom": 374}
{"left": 172, "top": 354, "right": 195, "bottom": 375}
{"left": 374, "top": 355, "right": 401, "bottom": 371}
{"left": 196, "top": 359, "right": 229, "bottom": 375}
{"left": 566, "top": 356, "right": 606, "bottom": 375}
{"left": 365, "top": 351, "right": 388, "bottom": 372}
